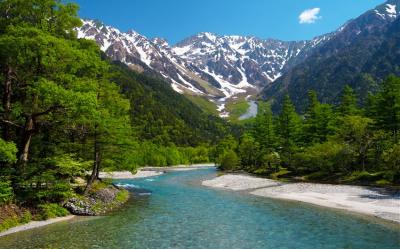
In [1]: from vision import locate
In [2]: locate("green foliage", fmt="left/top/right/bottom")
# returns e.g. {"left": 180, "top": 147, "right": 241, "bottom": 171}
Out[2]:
{"left": 115, "top": 189, "right": 129, "bottom": 203}
{"left": 367, "top": 75, "right": 400, "bottom": 142}
{"left": 0, "top": 139, "right": 17, "bottom": 163}
{"left": 0, "top": 179, "right": 13, "bottom": 204}
{"left": 124, "top": 142, "right": 211, "bottom": 167}
{"left": 213, "top": 135, "right": 238, "bottom": 165}
{"left": 261, "top": 152, "right": 281, "bottom": 172}
{"left": 293, "top": 141, "right": 352, "bottom": 173}
{"left": 262, "top": 17, "right": 400, "bottom": 113}
{"left": 253, "top": 102, "right": 276, "bottom": 150}
{"left": 110, "top": 62, "right": 231, "bottom": 147}
{"left": 238, "top": 134, "right": 260, "bottom": 170}
{"left": 270, "top": 168, "right": 291, "bottom": 180}
{"left": 185, "top": 95, "right": 219, "bottom": 115}
{"left": 219, "top": 150, "right": 239, "bottom": 171}
{"left": 277, "top": 95, "right": 302, "bottom": 164}
{"left": 225, "top": 97, "right": 250, "bottom": 121}
{"left": 215, "top": 81, "right": 400, "bottom": 185}
{"left": 38, "top": 203, "right": 69, "bottom": 220}
{"left": 303, "top": 91, "right": 337, "bottom": 144}
{"left": 0, "top": 210, "right": 31, "bottom": 232}
{"left": 339, "top": 85, "right": 359, "bottom": 115}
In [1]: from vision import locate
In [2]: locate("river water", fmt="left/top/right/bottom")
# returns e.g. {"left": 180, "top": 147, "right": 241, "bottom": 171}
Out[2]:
{"left": 239, "top": 101, "right": 258, "bottom": 120}
{"left": 0, "top": 168, "right": 399, "bottom": 249}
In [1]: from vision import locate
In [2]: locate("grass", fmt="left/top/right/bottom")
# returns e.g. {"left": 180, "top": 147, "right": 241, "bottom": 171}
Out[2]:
{"left": 115, "top": 189, "right": 129, "bottom": 203}
{"left": 270, "top": 168, "right": 291, "bottom": 180}
{"left": 225, "top": 97, "right": 250, "bottom": 121}
{"left": 185, "top": 95, "right": 219, "bottom": 115}
{"left": 0, "top": 206, "right": 32, "bottom": 232}
{"left": 38, "top": 203, "right": 69, "bottom": 220}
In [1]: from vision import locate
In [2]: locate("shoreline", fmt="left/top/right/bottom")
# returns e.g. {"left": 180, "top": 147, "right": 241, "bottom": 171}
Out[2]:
{"left": 202, "top": 173, "right": 400, "bottom": 224}
{"left": 0, "top": 215, "right": 75, "bottom": 238}
{"left": 99, "top": 164, "right": 215, "bottom": 179}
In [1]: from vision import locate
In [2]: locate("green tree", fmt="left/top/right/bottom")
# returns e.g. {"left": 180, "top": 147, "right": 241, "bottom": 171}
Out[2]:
{"left": 339, "top": 85, "right": 359, "bottom": 116}
{"left": 303, "top": 91, "right": 336, "bottom": 144}
{"left": 253, "top": 102, "right": 276, "bottom": 151}
{"left": 219, "top": 150, "right": 239, "bottom": 171}
{"left": 369, "top": 76, "right": 400, "bottom": 142}
{"left": 85, "top": 79, "right": 132, "bottom": 193}
{"left": 338, "top": 115, "right": 375, "bottom": 171}
{"left": 0, "top": 0, "right": 81, "bottom": 37}
{"left": 238, "top": 133, "right": 260, "bottom": 170}
{"left": 277, "top": 95, "right": 302, "bottom": 166}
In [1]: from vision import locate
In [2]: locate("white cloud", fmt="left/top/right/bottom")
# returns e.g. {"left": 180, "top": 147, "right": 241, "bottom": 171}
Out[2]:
{"left": 299, "top": 8, "right": 321, "bottom": 24}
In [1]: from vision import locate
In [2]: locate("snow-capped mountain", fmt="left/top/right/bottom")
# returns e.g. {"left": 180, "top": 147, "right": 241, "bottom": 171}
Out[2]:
{"left": 76, "top": 0, "right": 399, "bottom": 116}
{"left": 261, "top": 0, "right": 400, "bottom": 112}
{"left": 173, "top": 33, "right": 330, "bottom": 86}
{"left": 77, "top": 20, "right": 209, "bottom": 96}
{"left": 77, "top": 21, "right": 330, "bottom": 99}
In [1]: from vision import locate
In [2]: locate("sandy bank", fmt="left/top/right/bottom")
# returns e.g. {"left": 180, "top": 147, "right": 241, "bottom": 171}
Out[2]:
{"left": 98, "top": 170, "right": 164, "bottom": 179}
{"left": 202, "top": 174, "right": 400, "bottom": 223}
{"left": 0, "top": 215, "right": 75, "bottom": 238}
{"left": 100, "top": 164, "right": 215, "bottom": 179}
{"left": 143, "top": 164, "right": 215, "bottom": 172}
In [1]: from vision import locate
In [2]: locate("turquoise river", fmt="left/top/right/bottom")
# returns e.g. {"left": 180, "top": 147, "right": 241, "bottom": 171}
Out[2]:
{"left": 0, "top": 167, "right": 399, "bottom": 249}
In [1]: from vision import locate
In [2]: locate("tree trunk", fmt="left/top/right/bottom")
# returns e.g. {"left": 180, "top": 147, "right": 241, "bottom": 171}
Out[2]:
{"left": 84, "top": 127, "right": 101, "bottom": 194}
{"left": 19, "top": 116, "right": 34, "bottom": 164}
{"left": 2, "top": 66, "right": 13, "bottom": 141}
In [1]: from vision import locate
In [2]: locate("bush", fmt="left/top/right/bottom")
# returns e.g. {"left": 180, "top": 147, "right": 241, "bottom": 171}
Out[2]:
{"left": 219, "top": 150, "right": 239, "bottom": 171}
{"left": 38, "top": 203, "right": 69, "bottom": 220}
{"left": 261, "top": 152, "right": 281, "bottom": 172}
{"left": 0, "top": 179, "right": 14, "bottom": 204}
{"left": 342, "top": 171, "right": 385, "bottom": 184}
{"left": 0, "top": 139, "right": 17, "bottom": 163}
{"left": 293, "top": 141, "right": 352, "bottom": 173}
{"left": 0, "top": 210, "right": 32, "bottom": 232}
{"left": 115, "top": 189, "right": 129, "bottom": 203}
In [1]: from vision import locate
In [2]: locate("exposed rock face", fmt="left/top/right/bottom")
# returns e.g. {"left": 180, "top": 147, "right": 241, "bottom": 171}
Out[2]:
{"left": 76, "top": 20, "right": 333, "bottom": 101}
{"left": 76, "top": 1, "right": 399, "bottom": 115}
{"left": 64, "top": 185, "right": 128, "bottom": 216}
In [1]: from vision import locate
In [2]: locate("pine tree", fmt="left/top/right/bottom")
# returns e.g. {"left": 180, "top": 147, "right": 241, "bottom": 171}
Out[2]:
{"left": 339, "top": 85, "right": 359, "bottom": 116}
{"left": 371, "top": 76, "right": 400, "bottom": 142}
{"left": 253, "top": 102, "right": 276, "bottom": 151}
{"left": 277, "top": 95, "right": 302, "bottom": 166}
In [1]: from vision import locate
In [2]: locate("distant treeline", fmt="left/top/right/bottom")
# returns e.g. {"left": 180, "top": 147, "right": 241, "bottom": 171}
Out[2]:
{"left": 216, "top": 76, "right": 400, "bottom": 185}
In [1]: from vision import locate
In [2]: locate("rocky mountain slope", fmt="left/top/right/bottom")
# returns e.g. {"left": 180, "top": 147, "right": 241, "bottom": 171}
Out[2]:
{"left": 77, "top": 0, "right": 399, "bottom": 115}
{"left": 76, "top": 20, "right": 332, "bottom": 115}
{"left": 261, "top": 0, "right": 400, "bottom": 112}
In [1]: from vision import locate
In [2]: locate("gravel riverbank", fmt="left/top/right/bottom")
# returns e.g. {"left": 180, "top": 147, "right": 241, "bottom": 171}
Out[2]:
{"left": 202, "top": 174, "right": 400, "bottom": 223}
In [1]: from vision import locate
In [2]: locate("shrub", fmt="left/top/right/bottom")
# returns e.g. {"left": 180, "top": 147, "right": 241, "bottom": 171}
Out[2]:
{"left": 38, "top": 203, "right": 69, "bottom": 220}
{"left": 0, "top": 210, "right": 32, "bottom": 232}
{"left": 115, "top": 190, "right": 129, "bottom": 203}
{"left": 220, "top": 150, "right": 239, "bottom": 171}
{"left": 0, "top": 179, "right": 14, "bottom": 204}
{"left": 261, "top": 152, "right": 281, "bottom": 172}
{"left": 0, "top": 139, "right": 17, "bottom": 163}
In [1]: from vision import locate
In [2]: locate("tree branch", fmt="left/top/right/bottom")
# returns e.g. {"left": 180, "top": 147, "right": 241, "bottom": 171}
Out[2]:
{"left": 32, "top": 104, "right": 63, "bottom": 118}
{"left": 0, "top": 118, "right": 23, "bottom": 128}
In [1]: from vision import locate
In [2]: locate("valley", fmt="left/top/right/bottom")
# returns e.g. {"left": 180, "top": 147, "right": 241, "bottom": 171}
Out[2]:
{"left": 0, "top": 0, "right": 399, "bottom": 248}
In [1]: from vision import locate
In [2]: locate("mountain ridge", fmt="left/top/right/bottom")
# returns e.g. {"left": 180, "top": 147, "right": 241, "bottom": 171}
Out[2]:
{"left": 77, "top": 0, "right": 399, "bottom": 115}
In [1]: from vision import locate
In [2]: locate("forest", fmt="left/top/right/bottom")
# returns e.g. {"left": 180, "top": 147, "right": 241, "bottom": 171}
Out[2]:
{"left": 0, "top": 0, "right": 231, "bottom": 225}
{"left": 0, "top": 0, "right": 399, "bottom": 234}
{"left": 216, "top": 77, "right": 400, "bottom": 186}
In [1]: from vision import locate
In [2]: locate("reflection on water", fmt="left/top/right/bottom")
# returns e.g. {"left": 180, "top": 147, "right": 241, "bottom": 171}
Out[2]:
{"left": 0, "top": 168, "right": 399, "bottom": 249}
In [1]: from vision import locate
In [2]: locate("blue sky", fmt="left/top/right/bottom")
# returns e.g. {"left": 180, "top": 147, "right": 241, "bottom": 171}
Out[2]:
{"left": 71, "top": 0, "right": 385, "bottom": 44}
